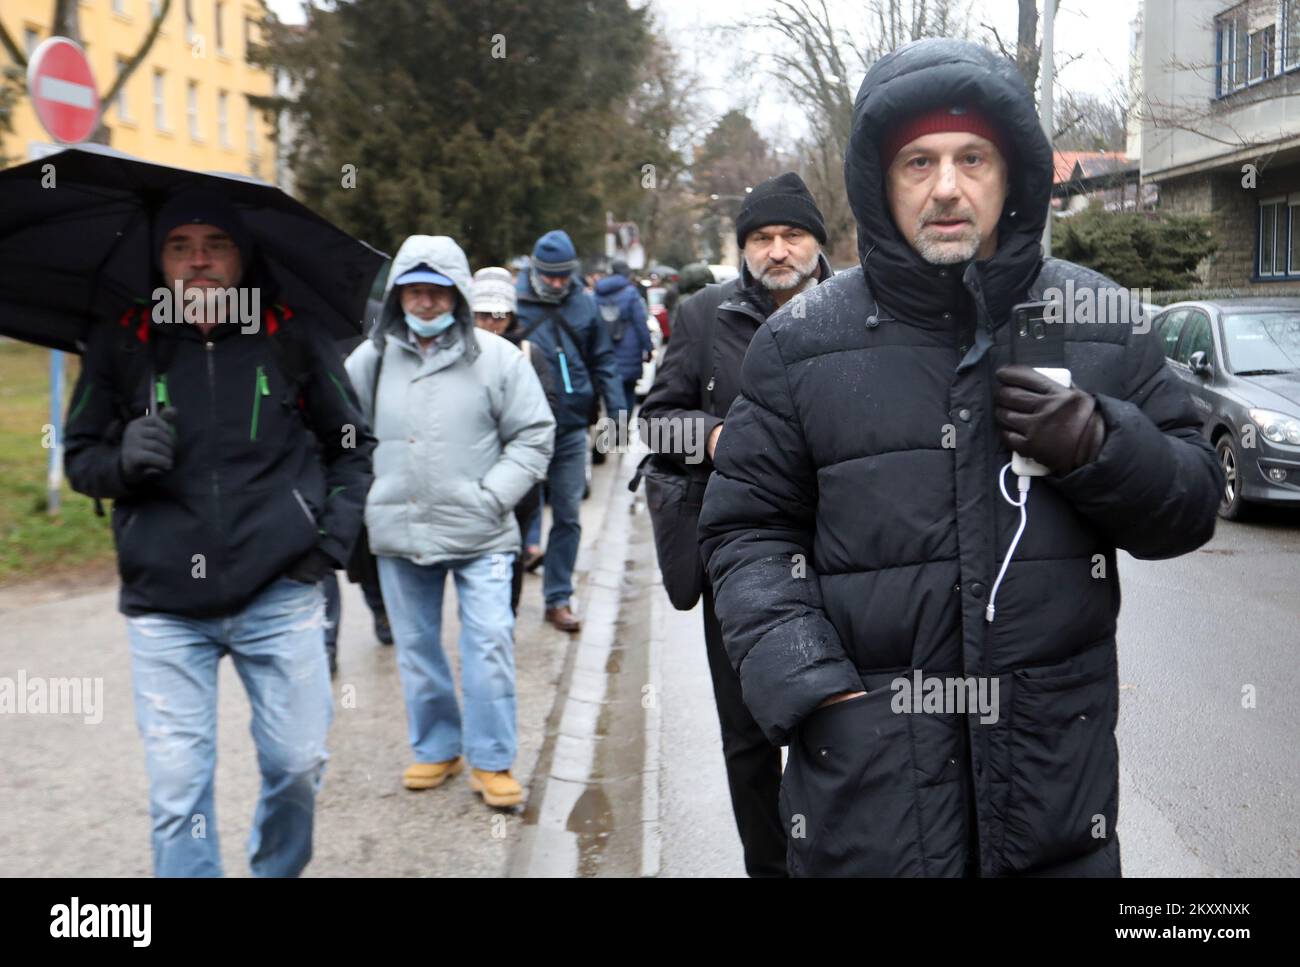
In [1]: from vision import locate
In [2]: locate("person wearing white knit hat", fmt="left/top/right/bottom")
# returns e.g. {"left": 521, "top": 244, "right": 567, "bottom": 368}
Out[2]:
{"left": 470, "top": 266, "right": 558, "bottom": 612}
{"left": 470, "top": 266, "right": 517, "bottom": 333}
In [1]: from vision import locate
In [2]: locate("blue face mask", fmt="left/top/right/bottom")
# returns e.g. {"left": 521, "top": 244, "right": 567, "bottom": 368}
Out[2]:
{"left": 405, "top": 311, "right": 456, "bottom": 339}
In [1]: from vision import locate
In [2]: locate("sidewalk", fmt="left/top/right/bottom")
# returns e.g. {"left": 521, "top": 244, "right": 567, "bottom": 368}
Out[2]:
{"left": 0, "top": 461, "right": 622, "bottom": 876}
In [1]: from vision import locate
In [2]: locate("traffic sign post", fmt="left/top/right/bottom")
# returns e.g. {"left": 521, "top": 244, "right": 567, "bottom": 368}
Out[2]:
{"left": 26, "top": 37, "right": 99, "bottom": 515}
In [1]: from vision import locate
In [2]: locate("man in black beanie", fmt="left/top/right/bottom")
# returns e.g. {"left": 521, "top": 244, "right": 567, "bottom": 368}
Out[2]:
{"left": 63, "top": 187, "right": 374, "bottom": 877}
{"left": 639, "top": 171, "right": 832, "bottom": 876}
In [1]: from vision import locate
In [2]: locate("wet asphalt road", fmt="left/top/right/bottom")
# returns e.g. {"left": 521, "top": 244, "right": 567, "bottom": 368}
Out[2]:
{"left": 1113, "top": 505, "right": 1300, "bottom": 877}
{"left": 638, "top": 486, "right": 1300, "bottom": 878}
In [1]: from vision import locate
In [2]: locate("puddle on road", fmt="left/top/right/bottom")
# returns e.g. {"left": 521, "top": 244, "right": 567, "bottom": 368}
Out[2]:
{"left": 566, "top": 784, "right": 614, "bottom": 877}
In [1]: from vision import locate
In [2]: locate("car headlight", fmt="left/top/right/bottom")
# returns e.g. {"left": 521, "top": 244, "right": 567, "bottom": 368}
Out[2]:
{"left": 1248, "top": 409, "right": 1300, "bottom": 445}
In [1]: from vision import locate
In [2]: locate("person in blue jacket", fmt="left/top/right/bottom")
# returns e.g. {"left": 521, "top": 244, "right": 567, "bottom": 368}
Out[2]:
{"left": 515, "top": 230, "right": 627, "bottom": 633}
{"left": 593, "top": 258, "right": 653, "bottom": 429}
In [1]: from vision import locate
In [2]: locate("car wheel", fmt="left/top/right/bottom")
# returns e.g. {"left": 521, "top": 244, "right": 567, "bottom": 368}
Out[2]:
{"left": 1215, "top": 433, "right": 1250, "bottom": 521}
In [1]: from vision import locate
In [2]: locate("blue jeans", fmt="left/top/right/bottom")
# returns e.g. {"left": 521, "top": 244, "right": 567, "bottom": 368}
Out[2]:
{"left": 543, "top": 426, "right": 590, "bottom": 608}
{"left": 525, "top": 489, "right": 542, "bottom": 548}
{"left": 377, "top": 553, "right": 517, "bottom": 771}
{"left": 126, "top": 576, "right": 333, "bottom": 878}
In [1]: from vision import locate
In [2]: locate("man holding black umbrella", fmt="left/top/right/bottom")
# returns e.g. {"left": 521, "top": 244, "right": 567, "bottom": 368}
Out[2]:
{"left": 62, "top": 189, "right": 375, "bottom": 878}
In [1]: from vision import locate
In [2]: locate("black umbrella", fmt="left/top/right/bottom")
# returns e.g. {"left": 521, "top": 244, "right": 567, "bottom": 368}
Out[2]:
{"left": 0, "top": 143, "right": 387, "bottom": 352}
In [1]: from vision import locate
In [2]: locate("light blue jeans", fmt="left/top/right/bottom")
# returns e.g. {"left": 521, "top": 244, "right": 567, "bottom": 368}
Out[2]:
{"left": 377, "top": 553, "right": 517, "bottom": 771}
{"left": 126, "top": 576, "right": 333, "bottom": 878}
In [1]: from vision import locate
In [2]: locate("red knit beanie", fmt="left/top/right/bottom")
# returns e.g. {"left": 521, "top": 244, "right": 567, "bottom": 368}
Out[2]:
{"left": 881, "top": 106, "right": 1011, "bottom": 168}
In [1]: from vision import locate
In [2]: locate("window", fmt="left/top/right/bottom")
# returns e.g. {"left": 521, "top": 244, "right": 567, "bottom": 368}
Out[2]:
{"left": 245, "top": 17, "right": 255, "bottom": 61}
{"left": 187, "top": 81, "right": 199, "bottom": 140}
{"left": 1223, "top": 313, "right": 1300, "bottom": 372}
{"left": 112, "top": 0, "right": 126, "bottom": 15}
{"left": 1290, "top": 199, "right": 1300, "bottom": 274}
{"left": 217, "top": 90, "right": 230, "bottom": 147}
{"left": 1216, "top": 4, "right": 1258, "bottom": 95}
{"left": 246, "top": 100, "right": 259, "bottom": 156}
{"left": 1174, "top": 313, "right": 1213, "bottom": 366}
{"left": 185, "top": 0, "right": 196, "bottom": 43}
{"left": 152, "top": 70, "right": 167, "bottom": 130}
{"left": 1259, "top": 199, "right": 1286, "bottom": 277}
{"left": 23, "top": 28, "right": 40, "bottom": 57}
{"left": 1287, "top": 0, "right": 1300, "bottom": 71}
{"left": 215, "top": 2, "right": 225, "bottom": 52}
{"left": 151, "top": 0, "right": 162, "bottom": 17}
{"left": 1158, "top": 310, "right": 1190, "bottom": 358}
{"left": 114, "top": 57, "right": 132, "bottom": 121}
{"left": 1249, "top": 25, "right": 1275, "bottom": 81}
{"left": 1216, "top": 8, "right": 1243, "bottom": 95}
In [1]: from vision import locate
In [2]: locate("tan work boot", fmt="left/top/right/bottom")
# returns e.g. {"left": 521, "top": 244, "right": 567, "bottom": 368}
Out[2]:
{"left": 402, "top": 756, "right": 464, "bottom": 790}
{"left": 469, "top": 768, "right": 525, "bottom": 807}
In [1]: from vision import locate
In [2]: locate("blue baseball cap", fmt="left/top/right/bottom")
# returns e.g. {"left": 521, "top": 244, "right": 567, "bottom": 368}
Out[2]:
{"left": 394, "top": 263, "right": 454, "bottom": 287}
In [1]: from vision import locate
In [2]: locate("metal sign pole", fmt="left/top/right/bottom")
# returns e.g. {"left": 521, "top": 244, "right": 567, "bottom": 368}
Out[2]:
{"left": 1041, "top": 0, "right": 1056, "bottom": 256}
{"left": 47, "top": 351, "right": 64, "bottom": 516}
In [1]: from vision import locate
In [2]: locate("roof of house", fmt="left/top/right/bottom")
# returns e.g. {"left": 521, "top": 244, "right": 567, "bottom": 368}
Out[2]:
{"left": 1053, "top": 150, "right": 1135, "bottom": 184}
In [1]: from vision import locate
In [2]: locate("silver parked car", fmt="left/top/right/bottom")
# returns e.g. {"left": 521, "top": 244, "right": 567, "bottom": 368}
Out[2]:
{"left": 1152, "top": 299, "right": 1300, "bottom": 519}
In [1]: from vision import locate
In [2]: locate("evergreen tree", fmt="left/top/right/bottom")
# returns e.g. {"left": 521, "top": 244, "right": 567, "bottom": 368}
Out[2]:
{"left": 1054, "top": 208, "right": 1217, "bottom": 292}
{"left": 260, "top": 0, "right": 660, "bottom": 265}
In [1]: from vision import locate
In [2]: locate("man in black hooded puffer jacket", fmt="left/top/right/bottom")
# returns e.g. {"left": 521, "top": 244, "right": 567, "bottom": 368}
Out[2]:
{"left": 698, "top": 39, "right": 1223, "bottom": 877}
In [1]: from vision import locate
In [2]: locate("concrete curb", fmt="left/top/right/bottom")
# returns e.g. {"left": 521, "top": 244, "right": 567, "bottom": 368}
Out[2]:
{"left": 513, "top": 447, "right": 637, "bottom": 877}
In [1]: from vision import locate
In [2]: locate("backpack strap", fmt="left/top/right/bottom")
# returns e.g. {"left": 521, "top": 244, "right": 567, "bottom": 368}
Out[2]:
{"left": 369, "top": 334, "right": 385, "bottom": 416}
{"left": 520, "top": 309, "right": 599, "bottom": 376}
{"left": 261, "top": 303, "right": 311, "bottom": 409}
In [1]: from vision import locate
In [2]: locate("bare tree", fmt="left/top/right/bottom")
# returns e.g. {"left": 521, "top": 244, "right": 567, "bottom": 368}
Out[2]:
{"left": 1054, "top": 88, "right": 1128, "bottom": 151}
{"left": 740, "top": 0, "right": 973, "bottom": 260}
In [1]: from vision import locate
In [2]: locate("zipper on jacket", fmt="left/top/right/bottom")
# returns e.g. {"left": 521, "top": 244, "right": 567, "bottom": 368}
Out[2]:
{"left": 291, "top": 487, "right": 316, "bottom": 530}
{"left": 249, "top": 365, "right": 270, "bottom": 440}
{"left": 206, "top": 340, "right": 229, "bottom": 606}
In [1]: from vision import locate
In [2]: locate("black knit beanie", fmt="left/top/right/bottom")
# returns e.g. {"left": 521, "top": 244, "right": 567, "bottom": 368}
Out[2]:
{"left": 734, "top": 172, "right": 827, "bottom": 248}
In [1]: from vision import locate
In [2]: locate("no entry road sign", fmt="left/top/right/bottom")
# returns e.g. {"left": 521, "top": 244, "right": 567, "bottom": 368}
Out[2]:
{"left": 26, "top": 37, "right": 100, "bottom": 144}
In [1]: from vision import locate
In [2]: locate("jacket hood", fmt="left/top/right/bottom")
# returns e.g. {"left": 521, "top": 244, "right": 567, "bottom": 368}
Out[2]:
{"left": 844, "top": 39, "right": 1053, "bottom": 323}
{"left": 595, "top": 274, "right": 633, "bottom": 297}
{"left": 373, "top": 235, "right": 478, "bottom": 360}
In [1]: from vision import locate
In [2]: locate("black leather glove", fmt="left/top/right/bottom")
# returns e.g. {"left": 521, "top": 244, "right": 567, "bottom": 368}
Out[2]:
{"left": 119, "top": 407, "right": 177, "bottom": 485}
{"left": 994, "top": 365, "right": 1106, "bottom": 476}
{"left": 285, "top": 548, "right": 337, "bottom": 585}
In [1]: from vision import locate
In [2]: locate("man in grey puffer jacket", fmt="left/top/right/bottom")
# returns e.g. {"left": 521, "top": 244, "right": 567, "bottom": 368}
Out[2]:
{"left": 346, "top": 235, "right": 554, "bottom": 808}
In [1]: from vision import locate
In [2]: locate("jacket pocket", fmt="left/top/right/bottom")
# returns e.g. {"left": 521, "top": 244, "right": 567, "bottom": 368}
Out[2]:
{"left": 782, "top": 688, "right": 922, "bottom": 876}
{"left": 998, "top": 642, "right": 1119, "bottom": 875}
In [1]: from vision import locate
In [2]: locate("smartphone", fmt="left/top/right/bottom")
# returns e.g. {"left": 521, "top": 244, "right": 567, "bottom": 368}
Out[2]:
{"left": 1010, "top": 300, "right": 1066, "bottom": 369}
{"left": 1009, "top": 300, "right": 1071, "bottom": 477}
